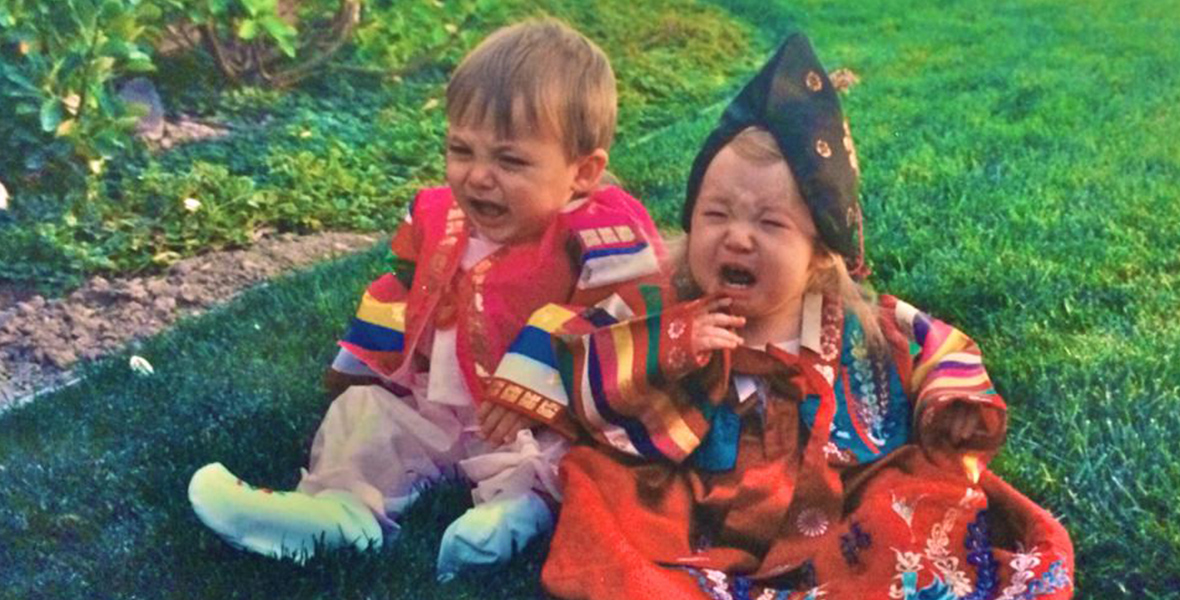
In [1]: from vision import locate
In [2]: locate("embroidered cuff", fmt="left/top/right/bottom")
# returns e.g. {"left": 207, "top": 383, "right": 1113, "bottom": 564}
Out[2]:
{"left": 483, "top": 378, "right": 579, "bottom": 439}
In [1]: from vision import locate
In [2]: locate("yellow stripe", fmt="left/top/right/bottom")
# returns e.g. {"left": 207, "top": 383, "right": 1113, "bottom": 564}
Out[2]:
{"left": 911, "top": 329, "right": 968, "bottom": 391}
{"left": 605, "top": 322, "right": 700, "bottom": 457}
{"left": 609, "top": 320, "right": 635, "bottom": 398}
{"left": 661, "top": 409, "right": 701, "bottom": 456}
{"left": 528, "top": 304, "right": 580, "bottom": 333}
{"left": 635, "top": 389, "right": 700, "bottom": 458}
{"left": 356, "top": 292, "right": 406, "bottom": 331}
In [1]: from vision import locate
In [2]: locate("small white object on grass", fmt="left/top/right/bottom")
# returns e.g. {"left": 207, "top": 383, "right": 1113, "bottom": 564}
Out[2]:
{"left": 183, "top": 197, "right": 201, "bottom": 212}
{"left": 129, "top": 355, "right": 155, "bottom": 376}
{"left": 0, "top": 179, "right": 8, "bottom": 211}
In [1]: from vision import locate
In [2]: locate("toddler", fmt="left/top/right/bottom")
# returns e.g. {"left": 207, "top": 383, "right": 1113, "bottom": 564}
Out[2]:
{"left": 188, "top": 18, "right": 665, "bottom": 580}
{"left": 489, "top": 34, "right": 1074, "bottom": 600}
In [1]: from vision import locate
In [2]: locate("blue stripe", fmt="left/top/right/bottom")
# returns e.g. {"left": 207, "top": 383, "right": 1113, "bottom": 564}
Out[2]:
{"left": 587, "top": 335, "right": 663, "bottom": 459}
{"left": 343, "top": 318, "right": 404, "bottom": 352}
{"left": 583, "top": 242, "right": 647, "bottom": 261}
{"left": 506, "top": 326, "right": 558, "bottom": 367}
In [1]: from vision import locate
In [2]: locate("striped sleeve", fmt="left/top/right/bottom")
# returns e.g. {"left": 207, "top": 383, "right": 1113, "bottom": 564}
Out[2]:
{"left": 488, "top": 288, "right": 713, "bottom": 462}
{"left": 336, "top": 205, "right": 419, "bottom": 380}
{"left": 883, "top": 295, "right": 1007, "bottom": 450}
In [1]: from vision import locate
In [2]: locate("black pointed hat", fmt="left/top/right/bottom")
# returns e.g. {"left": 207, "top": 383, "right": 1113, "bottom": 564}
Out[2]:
{"left": 683, "top": 33, "right": 866, "bottom": 277}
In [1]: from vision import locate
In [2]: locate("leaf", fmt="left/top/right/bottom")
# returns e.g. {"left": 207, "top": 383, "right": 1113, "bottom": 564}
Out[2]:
{"left": 240, "top": 0, "right": 277, "bottom": 18}
{"left": 126, "top": 58, "right": 155, "bottom": 73}
{"left": 260, "top": 15, "right": 297, "bottom": 57}
{"left": 99, "top": 0, "right": 125, "bottom": 20}
{"left": 237, "top": 18, "right": 258, "bottom": 40}
{"left": 40, "top": 97, "right": 63, "bottom": 133}
{"left": 2, "top": 69, "right": 40, "bottom": 94}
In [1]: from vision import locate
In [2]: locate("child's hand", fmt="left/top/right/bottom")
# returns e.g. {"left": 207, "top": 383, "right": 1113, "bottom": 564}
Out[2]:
{"left": 477, "top": 401, "right": 531, "bottom": 446}
{"left": 922, "top": 401, "right": 988, "bottom": 478}
{"left": 692, "top": 297, "right": 746, "bottom": 356}
{"left": 934, "top": 402, "right": 984, "bottom": 449}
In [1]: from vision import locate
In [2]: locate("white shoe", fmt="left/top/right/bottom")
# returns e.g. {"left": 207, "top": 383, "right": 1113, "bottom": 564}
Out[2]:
{"left": 189, "top": 462, "right": 382, "bottom": 562}
{"left": 435, "top": 492, "right": 553, "bottom": 582}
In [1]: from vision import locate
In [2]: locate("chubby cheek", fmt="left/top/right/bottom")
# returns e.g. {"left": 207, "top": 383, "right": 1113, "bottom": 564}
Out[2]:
{"left": 685, "top": 237, "right": 717, "bottom": 292}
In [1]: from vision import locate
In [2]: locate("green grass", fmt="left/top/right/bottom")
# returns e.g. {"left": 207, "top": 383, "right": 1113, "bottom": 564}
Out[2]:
{"left": 4, "top": 0, "right": 1180, "bottom": 597}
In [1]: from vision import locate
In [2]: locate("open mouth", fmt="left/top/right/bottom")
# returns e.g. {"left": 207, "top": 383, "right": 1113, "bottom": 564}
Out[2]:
{"left": 719, "top": 264, "right": 757, "bottom": 288}
{"left": 468, "top": 198, "right": 508, "bottom": 220}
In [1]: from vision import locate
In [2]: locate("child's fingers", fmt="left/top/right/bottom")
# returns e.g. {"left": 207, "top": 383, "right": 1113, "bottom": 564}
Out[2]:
{"left": 478, "top": 403, "right": 506, "bottom": 438}
{"left": 697, "top": 312, "right": 746, "bottom": 330}
{"left": 477, "top": 399, "right": 494, "bottom": 420}
{"left": 703, "top": 296, "right": 734, "bottom": 313}
{"left": 489, "top": 411, "right": 525, "bottom": 445}
{"left": 702, "top": 330, "right": 743, "bottom": 350}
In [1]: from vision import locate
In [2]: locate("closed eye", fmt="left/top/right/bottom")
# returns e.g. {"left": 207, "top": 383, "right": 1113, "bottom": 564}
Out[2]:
{"left": 498, "top": 154, "right": 530, "bottom": 168}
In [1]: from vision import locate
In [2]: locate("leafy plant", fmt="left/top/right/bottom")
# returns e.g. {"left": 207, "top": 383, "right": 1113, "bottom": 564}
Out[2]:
{"left": 154, "top": 0, "right": 361, "bottom": 87}
{"left": 0, "top": 0, "right": 158, "bottom": 189}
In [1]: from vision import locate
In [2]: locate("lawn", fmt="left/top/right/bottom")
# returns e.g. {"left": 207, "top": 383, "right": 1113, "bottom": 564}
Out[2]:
{"left": 3, "top": 0, "right": 1179, "bottom": 597}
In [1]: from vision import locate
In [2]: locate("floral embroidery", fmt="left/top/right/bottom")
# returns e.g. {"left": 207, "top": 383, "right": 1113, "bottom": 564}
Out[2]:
{"left": 959, "top": 511, "right": 999, "bottom": 600}
{"left": 668, "top": 346, "right": 688, "bottom": 370}
{"left": 994, "top": 547, "right": 1071, "bottom": 600}
{"left": 815, "top": 139, "right": 832, "bottom": 158}
{"left": 823, "top": 441, "right": 853, "bottom": 464}
{"left": 843, "top": 120, "right": 860, "bottom": 175}
{"left": 667, "top": 319, "right": 687, "bottom": 339}
{"left": 675, "top": 567, "right": 823, "bottom": 600}
{"left": 891, "top": 492, "right": 920, "bottom": 529}
{"left": 890, "top": 509, "right": 1000, "bottom": 600}
{"left": 796, "top": 508, "right": 830, "bottom": 537}
{"left": 889, "top": 550, "right": 925, "bottom": 599}
{"left": 841, "top": 522, "right": 872, "bottom": 566}
{"left": 820, "top": 326, "right": 840, "bottom": 361}
{"left": 805, "top": 70, "right": 824, "bottom": 92}
{"left": 923, "top": 508, "right": 971, "bottom": 597}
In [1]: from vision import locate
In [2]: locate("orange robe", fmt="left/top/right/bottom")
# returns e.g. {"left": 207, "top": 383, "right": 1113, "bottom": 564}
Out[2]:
{"left": 489, "top": 291, "right": 1075, "bottom": 600}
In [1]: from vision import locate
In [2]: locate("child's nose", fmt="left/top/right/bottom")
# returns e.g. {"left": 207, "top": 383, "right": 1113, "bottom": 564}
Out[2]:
{"left": 467, "top": 162, "right": 495, "bottom": 189}
{"left": 723, "top": 223, "right": 755, "bottom": 251}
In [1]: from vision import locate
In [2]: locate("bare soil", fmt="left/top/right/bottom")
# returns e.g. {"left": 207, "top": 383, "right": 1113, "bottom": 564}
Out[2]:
{"left": 0, "top": 231, "right": 379, "bottom": 410}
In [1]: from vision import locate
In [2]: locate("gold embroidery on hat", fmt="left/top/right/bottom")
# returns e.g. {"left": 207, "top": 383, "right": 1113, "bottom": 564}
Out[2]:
{"left": 806, "top": 71, "right": 824, "bottom": 92}
{"left": 843, "top": 120, "right": 860, "bottom": 175}
{"left": 815, "top": 139, "right": 832, "bottom": 158}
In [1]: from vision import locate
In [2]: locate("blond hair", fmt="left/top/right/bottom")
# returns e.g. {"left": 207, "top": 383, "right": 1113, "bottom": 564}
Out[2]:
{"left": 446, "top": 18, "right": 617, "bottom": 160}
{"left": 676, "top": 127, "right": 886, "bottom": 354}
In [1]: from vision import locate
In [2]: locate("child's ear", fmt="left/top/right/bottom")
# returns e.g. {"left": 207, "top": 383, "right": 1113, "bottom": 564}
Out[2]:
{"left": 570, "top": 148, "right": 609, "bottom": 195}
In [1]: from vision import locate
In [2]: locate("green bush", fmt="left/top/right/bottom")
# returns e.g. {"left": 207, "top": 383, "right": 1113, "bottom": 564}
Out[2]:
{"left": 0, "top": 0, "right": 157, "bottom": 189}
{"left": 2, "top": 0, "right": 759, "bottom": 292}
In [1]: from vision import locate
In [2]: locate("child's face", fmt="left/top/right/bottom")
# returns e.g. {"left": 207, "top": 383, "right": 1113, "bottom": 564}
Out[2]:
{"left": 687, "top": 145, "right": 824, "bottom": 339}
{"left": 445, "top": 115, "right": 603, "bottom": 245}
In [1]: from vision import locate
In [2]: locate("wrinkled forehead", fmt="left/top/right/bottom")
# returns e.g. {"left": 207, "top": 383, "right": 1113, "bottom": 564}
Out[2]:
{"left": 698, "top": 148, "right": 817, "bottom": 229}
